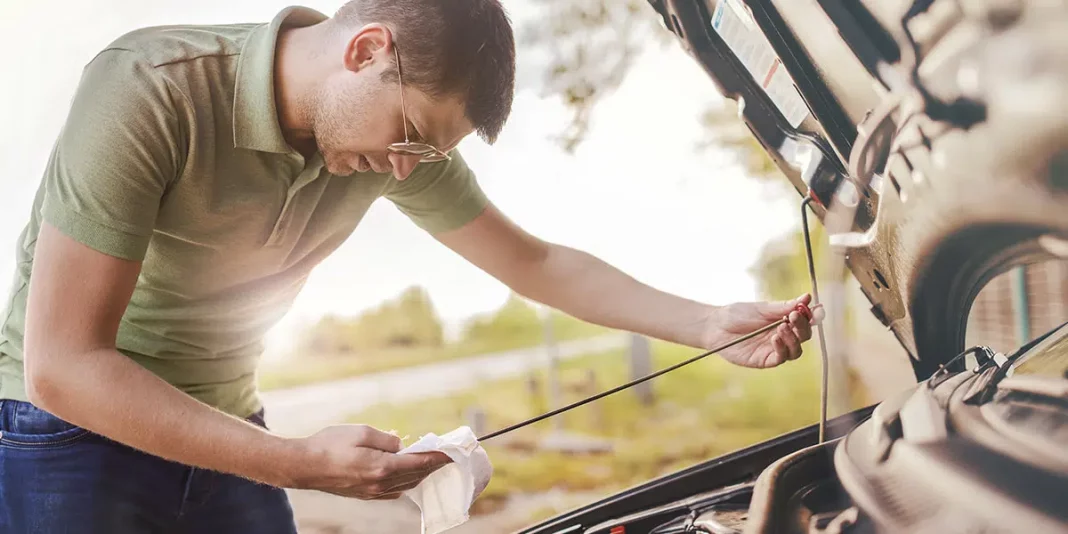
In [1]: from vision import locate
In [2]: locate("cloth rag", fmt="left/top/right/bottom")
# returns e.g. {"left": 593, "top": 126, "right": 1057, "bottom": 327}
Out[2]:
{"left": 397, "top": 426, "right": 493, "bottom": 534}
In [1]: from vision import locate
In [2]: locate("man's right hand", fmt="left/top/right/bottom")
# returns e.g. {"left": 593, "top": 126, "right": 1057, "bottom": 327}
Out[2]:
{"left": 288, "top": 425, "right": 450, "bottom": 500}
{"left": 23, "top": 224, "right": 446, "bottom": 501}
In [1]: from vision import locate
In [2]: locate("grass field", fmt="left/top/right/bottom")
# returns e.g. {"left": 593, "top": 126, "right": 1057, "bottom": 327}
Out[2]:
{"left": 344, "top": 339, "right": 867, "bottom": 520}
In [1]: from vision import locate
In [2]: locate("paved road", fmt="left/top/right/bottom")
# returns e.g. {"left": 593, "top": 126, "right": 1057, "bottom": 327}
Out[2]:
{"left": 260, "top": 334, "right": 627, "bottom": 436}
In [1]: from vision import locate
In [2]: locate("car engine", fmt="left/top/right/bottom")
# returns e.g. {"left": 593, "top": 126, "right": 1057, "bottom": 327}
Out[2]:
{"left": 520, "top": 1, "right": 1068, "bottom": 533}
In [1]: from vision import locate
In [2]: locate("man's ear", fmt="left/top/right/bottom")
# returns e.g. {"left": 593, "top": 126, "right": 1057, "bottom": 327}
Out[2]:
{"left": 342, "top": 23, "right": 393, "bottom": 73}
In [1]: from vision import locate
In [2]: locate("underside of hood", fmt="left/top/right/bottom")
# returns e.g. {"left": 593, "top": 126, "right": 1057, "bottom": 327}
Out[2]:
{"left": 647, "top": 0, "right": 1068, "bottom": 380}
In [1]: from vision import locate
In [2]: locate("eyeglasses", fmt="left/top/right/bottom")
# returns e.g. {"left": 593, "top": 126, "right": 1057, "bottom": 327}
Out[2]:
{"left": 386, "top": 45, "right": 451, "bottom": 163}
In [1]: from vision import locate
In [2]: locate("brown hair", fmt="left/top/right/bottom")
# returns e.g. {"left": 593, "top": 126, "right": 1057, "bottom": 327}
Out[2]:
{"left": 335, "top": 0, "right": 516, "bottom": 144}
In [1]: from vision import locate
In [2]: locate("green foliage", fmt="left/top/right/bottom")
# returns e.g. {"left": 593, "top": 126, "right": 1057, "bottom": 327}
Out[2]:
{"left": 458, "top": 292, "right": 612, "bottom": 350}
{"left": 263, "top": 289, "right": 612, "bottom": 391}
{"left": 297, "top": 286, "right": 444, "bottom": 355}
{"left": 460, "top": 293, "right": 543, "bottom": 346}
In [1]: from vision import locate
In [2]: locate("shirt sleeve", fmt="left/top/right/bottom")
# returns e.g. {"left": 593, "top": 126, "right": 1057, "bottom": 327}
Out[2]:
{"left": 40, "top": 48, "right": 183, "bottom": 262}
{"left": 383, "top": 149, "right": 490, "bottom": 234}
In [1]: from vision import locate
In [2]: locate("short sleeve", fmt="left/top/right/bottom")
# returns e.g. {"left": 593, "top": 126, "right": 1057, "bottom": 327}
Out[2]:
{"left": 384, "top": 149, "right": 489, "bottom": 234}
{"left": 40, "top": 48, "right": 182, "bottom": 261}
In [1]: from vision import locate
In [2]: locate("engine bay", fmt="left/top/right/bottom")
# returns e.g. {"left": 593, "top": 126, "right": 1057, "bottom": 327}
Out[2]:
{"left": 521, "top": 1, "right": 1068, "bottom": 533}
{"left": 571, "top": 323, "right": 1068, "bottom": 534}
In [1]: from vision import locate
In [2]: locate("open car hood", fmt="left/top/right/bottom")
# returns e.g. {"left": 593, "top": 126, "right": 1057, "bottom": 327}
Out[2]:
{"left": 516, "top": 3, "right": 1067, "bottom": 533}
{"left": 645, "top": 0, "right": 1068, "bottom": 380}
{"left": 517, "top": 3, "right": 1067, "bottom": 533}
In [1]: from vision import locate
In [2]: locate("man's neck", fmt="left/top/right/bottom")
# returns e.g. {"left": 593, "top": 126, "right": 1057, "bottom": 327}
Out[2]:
{"left": 274, "top": 23, "right": 326, "bottom": 157}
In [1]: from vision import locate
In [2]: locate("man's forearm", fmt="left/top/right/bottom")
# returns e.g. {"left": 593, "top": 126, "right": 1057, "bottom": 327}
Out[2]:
{"left": 26, "top": 346, "right": 299, "bottom": 486}
{"left": 510, "top": 243, "right": 716, "bottom": 348}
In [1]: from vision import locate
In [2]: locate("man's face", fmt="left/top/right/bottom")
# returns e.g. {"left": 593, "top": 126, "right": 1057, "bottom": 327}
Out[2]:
{"left": 311, "top": 42, "right": 473, "bottom": 180}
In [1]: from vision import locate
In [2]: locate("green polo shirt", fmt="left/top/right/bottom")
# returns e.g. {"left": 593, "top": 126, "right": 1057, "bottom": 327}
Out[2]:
{"left": 0, "top": 6, "right": 489, "bottom": 417}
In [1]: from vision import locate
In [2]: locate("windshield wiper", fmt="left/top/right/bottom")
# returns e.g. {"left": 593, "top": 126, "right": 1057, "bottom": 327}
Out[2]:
{"left": 967, "top": 320, "right": 1068, "bottom": 405}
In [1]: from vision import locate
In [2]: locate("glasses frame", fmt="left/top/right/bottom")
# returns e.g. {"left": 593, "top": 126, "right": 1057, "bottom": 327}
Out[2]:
{"left": 386, "top": 45, "right": 451, "bottom": 163}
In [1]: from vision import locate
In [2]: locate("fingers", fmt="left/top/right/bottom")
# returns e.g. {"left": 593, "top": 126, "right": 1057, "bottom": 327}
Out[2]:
{"left": 337, "top": 462, "right": 441, "bottom": 500}
{"left": 761, "top": 293, "right": 813, "bottom": 320}
{"left": 363, "top": 470, "right": 435, "bottom": 500}
{"left": 371, "top": 491, "right": 404, "bottom": 500}
{"left": 769, "top": 334, "right": 789, "bottom": 367}
{"left": 788, "top": 310, "right": 812, "bottom": 342}
{"left": 777, "top": 323, "right": 802, "bottom": 361}
{"left": 382, "top": 475, "right": 431, "bottom": 495}
{"left": 387, "top": 450, "right": 451, "bottom": 475}
{"left": 353, "top": 451, "right": 448, "bottom": 501}
{"left": 347, "top": 424, "right": 404, "bottom": 453}
{"left": 378, "top": 467, "right": 439, "bottom": 493}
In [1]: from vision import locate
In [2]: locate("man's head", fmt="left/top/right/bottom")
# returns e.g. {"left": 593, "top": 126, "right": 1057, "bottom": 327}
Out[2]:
{"left": 310, "top": 0, "right": 515, "bottom": 178}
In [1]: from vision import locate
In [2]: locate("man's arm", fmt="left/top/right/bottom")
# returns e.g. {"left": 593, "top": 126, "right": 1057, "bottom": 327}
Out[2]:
{"left": 434, "top": 203, "right": 817, "bottom": 368}
{"left": 24, "top": 223, "right": 296, "bottom": 484}
{"left": 25, "top": 224, "right": 446, "bottom": 496}
{"left": 433, "top": 204, "right": 713, "bottom": 347}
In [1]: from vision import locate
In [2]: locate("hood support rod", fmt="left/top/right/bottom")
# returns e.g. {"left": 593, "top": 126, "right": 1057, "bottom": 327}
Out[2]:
{"left": 802, "top": 195, "right": 831, "bottom": 443}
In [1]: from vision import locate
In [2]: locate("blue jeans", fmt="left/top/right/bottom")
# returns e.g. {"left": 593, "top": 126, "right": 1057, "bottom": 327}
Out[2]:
{"left": 0, "top": 399, "right": 298, "bottom": 533}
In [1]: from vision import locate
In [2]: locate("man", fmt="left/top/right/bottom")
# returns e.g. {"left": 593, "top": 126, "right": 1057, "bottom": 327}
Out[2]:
{"left": 0, "top": 1, "right": 819, "bottom": 532}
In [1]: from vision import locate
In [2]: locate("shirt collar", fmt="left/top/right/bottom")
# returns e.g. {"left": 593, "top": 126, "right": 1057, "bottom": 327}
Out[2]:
{"left": 233, "top": 6, "right": 328, "bottom": 154}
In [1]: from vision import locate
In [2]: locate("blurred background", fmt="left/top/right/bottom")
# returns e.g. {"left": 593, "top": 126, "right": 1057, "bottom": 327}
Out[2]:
{"left": 3, "top": 1, "right": 1062, "bottom": 532}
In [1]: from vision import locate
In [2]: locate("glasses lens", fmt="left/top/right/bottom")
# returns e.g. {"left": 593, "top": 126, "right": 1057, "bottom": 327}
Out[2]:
{"left": 389, "top": 142, "right": 434, "bottom": 155}
{"left": 388, "top": 142, "right": 450, "bottom": 162}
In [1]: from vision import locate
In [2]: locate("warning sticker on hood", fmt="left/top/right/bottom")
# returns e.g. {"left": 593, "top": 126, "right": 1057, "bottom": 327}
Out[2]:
{"left": 711, "top": 0, "right": 811, "bottom": 129}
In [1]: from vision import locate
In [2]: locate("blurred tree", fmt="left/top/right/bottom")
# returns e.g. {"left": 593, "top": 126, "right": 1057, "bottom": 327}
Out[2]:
{"left": 460, "top": 292, "right": 613, "bottom": 349}
{"left": 519, "top": 0, "right": 672, "bottom": 153}
{"left": 298, "top": 285, "right": 445, "bottom": 355}
{"left": 522, "top": 1, "right": 826, "bottom": 302}
{"left": 461, "top": 292, "right": 542, "bottom": 346}
{"left": 697, "top": 101, "right": 783, "bottom": 182}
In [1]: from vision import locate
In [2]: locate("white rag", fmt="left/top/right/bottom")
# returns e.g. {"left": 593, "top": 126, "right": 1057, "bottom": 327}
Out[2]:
{"left": 397, "top": 426, "right": 493, "bottom": 534}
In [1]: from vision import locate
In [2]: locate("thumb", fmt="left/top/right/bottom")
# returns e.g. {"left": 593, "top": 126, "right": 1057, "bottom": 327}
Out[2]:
{"left": 761, "top": 293, "right": 811, "bottom": 318}
{"left": 390, "top": 451, "right": 452, "bottom": 473}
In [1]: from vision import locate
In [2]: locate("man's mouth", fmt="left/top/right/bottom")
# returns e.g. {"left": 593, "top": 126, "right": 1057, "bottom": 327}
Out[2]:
{"left": 356, "top": 155, "right": 371, "bottom": 173}
{"left": 359, "top": 155, "right": 393, "bottom": 174}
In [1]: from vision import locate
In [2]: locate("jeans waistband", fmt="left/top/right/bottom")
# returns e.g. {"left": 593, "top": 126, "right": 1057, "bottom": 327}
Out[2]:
{"left": 0, "top": 399, "right": 269, "bottom": 431}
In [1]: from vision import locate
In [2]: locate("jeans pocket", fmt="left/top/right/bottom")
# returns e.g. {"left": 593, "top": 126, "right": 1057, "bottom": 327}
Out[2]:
{"left": 0, "top": 400, "right": 91, "bottom": 449}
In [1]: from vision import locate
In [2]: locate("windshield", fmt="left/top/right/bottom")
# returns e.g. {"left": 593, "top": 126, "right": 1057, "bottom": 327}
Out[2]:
{"left": 1010, "top": 322, "right": 1068, "bottom": 380}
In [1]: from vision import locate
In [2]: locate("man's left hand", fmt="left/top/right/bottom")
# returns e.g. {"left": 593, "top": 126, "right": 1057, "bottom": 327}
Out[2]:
{"left": 704, "top": 294, "right": 825, "bottom": 369}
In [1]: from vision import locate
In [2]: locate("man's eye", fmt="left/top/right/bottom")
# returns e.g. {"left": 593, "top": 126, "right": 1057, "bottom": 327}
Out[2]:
{"left": 408, "top": 124, "right": 426, "bottom": 143}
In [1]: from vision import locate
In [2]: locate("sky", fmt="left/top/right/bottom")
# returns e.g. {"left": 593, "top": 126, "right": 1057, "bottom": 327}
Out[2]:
{"left": 0, "top": 0, "right": 800, "bottom": 357}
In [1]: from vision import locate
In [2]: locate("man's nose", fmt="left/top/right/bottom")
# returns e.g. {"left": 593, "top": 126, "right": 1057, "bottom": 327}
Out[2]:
{"left": 388, "top": 153, "right": 420, "bottom": 181}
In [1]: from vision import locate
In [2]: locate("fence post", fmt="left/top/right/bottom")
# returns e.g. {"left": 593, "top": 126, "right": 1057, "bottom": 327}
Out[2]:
{"left": 629, "top": 333, "right": 655, "bottom": 406}
{"left": 541, "top": 306, "right": 563, "bottom": 431}
{"left": 466, "top": 406, "right": 486, "bottom": 438}
{"left": 583, "top": 369, "right": 605, "bottom": 430}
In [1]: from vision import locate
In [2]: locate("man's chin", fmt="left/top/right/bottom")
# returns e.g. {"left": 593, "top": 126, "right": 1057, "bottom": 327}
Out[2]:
{"left": 323, "top": 158, "right": 354, "bottom": 176}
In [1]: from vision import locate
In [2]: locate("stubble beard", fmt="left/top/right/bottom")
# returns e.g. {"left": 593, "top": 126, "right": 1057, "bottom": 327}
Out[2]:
{"left": 312, "top": 81, "right": 374, "bottom": 176}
